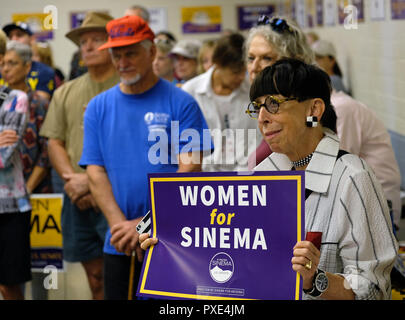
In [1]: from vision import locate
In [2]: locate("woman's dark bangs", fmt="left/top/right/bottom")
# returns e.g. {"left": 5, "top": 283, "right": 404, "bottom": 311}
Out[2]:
{"left": 250, "top": 68, "right": 280, "bottom": 101}
{"left": 250, "top": 65, "right": 294, "bottom": 101}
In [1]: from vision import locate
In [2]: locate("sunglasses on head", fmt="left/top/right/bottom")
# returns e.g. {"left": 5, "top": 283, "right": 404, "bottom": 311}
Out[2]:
{"left": 245, "top": 95, "right": 297, "bottom": 119}
{"left": 257, "top": 15, "right": 294, "bottom": 34}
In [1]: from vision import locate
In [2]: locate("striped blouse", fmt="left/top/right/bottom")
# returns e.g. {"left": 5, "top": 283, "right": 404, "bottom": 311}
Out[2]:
{"left": 255, "top": 128, "right": 398, "bottom": 300}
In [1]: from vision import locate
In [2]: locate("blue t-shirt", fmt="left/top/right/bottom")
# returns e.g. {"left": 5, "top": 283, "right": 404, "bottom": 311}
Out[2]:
{"left": 79, "top": 79, "right": 213, "bottom": 254}
{"left": 29, "top": 61, "right": 55, "bottom": 95}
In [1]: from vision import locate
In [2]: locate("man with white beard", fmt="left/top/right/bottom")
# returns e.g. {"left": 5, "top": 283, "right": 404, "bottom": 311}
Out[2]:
{"left": 40, "top": 11, "right": 119, "bottom": 300}
{"left": 79, "top": 15, "right": 212, "bottom": 299}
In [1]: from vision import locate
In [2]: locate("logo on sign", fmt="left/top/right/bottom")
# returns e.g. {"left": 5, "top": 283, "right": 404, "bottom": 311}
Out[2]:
{"left": 209, "top": 252, "right": 234, "bottom": 283}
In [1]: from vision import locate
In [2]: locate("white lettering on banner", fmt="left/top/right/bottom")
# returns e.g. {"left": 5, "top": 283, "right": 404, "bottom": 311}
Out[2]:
{"left": 179, "top": 185, "right": 267, "bottom": 207}
{"left": 180, "top": 227, "right": 268, "bottom": 250}
{"left": 234, "top": 228, "right": 250, "bottom": 249}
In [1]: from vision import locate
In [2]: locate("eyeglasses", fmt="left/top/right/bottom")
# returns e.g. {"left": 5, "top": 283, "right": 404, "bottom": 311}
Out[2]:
{"left": 245, "top": 95, "right": 297, "bottom": 119}
{"left": 257, "top": 15, "right": 294, "bottom": 34}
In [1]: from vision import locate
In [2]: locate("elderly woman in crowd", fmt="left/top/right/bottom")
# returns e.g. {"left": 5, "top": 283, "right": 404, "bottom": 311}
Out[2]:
{"left": 245, "top": 16, "right": 401, "bottom": 231}
{"left": 248, "top": 58, "right": 397, "bottom": 300}
{"left": 0, "top": 85, "right": 31, "bottom": 300}
{"left": 170, "top": 39, "right": 201, "bottom": 85}
{"left": 0, "top": 40, "right": 52, "bottom": 194}
{"left": 246, "top": 16, "right": 314, "bottom": 169}
{"left": 140, "top": 59, "right": 398, "bottom": 300}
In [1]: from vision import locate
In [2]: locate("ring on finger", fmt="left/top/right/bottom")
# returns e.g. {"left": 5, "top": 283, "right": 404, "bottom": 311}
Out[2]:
{"left": 304, "top": 260, "right": 312, "bottom": 270}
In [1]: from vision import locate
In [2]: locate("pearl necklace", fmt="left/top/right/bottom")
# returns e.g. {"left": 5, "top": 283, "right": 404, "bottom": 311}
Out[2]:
{"left": 291, "top": 153, "right": 313, "bottom": 168}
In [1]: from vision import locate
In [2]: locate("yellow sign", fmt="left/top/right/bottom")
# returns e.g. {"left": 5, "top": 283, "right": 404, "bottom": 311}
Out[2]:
{"left": 13, "top": 13, "right": 47, "bottom": 31}
{"left": 181, "top": 6, "right": 222, "bottom": 33}
{"left": 12, "top": 12, "right": 54, "bottom": 40}
{"left": 30, "top": 194, "right": 63, "bottom": 248}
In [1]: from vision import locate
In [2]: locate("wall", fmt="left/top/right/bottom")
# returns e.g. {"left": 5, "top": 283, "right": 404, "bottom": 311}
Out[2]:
{"left": 305, "top": 0, "right": 405, "bottom": 187}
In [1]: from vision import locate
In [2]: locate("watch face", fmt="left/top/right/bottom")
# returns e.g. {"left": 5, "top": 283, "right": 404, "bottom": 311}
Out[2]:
{"left": 315, "top": 272, "right": 328, "bottom": 292}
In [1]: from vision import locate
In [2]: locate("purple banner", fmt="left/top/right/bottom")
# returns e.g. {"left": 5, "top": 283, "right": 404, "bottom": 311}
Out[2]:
{"left": 35, "top": 31, "right": 53, "bottom": 41}
{"left": 316, "top": 0, "right": 324, "bottom": 26}
{"left": 70, "top": 12, "right": 87, "bottom": 29}
{"left": 237, "top": 5, "right": 275, "bottom": 30}
{"left": 31, "top": 248, "right": 63, "bottom": 271}
{"left": 182, "top": 22, "right": 221, "bottom": 33}
{"left": 137, "top": 171, "right": 305, "bottom": 300}
{"left": 338, "top": 0, "right": 365, "bottom": 24}
{"left": 391, "top": 0, "right": 405, "bottom": 19}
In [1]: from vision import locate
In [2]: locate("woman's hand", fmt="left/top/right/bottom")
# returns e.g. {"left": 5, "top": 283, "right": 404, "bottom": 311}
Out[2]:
{"left": 291, "top": 241, "right": 320, "bottom": 290}
{"left": 139, "top": 233, "right": 158, "bottom": 250}
{"left": 0, "top": 130, "right": 18, "bottom": 147}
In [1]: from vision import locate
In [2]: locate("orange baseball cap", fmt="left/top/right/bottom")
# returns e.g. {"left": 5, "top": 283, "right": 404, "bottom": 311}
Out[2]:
{"left": 97, "top": 15, "right": 155, "bottom": 51}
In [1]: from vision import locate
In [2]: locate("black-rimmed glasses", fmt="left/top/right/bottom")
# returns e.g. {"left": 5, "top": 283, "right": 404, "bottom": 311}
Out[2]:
{"left": 245, "top": 95, "right": 297, "bottom": 119}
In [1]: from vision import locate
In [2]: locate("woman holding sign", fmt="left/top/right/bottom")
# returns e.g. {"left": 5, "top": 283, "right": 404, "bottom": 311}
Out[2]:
{"left": 246, "top": 58, "right": 397, "bottom": 300}
{"left": 140, "top": 16, "right": 398, "bottom": 300}
{"left": 140, "top": 59, "right": 398, "bottom": 300}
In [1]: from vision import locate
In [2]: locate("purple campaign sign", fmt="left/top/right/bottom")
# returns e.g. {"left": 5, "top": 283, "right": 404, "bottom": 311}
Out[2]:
{"left": 237, "top": 5, "right": 275, "bottom": 30}
{"left": 182, "top": 22, "right": 221, "bottom": 33}
{"left": 391, "top": 0, "right": 405, "bottom": 19}
{"left": 137, "top": 171, "right": 305, "bottom": 300}
{"left": 316, "top": 0, "right": 324, "bottom": 26}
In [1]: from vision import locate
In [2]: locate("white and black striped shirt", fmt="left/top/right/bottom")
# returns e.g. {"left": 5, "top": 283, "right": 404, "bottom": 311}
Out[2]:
{"left": 255, "top": 129, "right": 398, "bottom": 300}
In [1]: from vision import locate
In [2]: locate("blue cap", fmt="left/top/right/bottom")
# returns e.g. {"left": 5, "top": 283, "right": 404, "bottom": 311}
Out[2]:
{"left": 3, "top": 21, "right": 33, "bottom": 37}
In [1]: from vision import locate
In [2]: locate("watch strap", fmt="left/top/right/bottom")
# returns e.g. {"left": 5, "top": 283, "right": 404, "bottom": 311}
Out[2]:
{"left": 303, "top": 269, "right": 327, "bottom": 297}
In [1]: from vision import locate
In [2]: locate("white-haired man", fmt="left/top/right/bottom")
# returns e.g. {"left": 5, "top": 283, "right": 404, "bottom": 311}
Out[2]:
{"left": 79, "top": 15, "right": 212, "bottom": 299}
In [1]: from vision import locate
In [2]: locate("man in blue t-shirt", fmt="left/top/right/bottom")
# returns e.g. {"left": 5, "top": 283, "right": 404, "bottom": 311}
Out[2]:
{"left": 2, "top": 22, "right": 55, "bottom": 100}
{"left": 79, "top": 15, "right": 213, "bottom": 300}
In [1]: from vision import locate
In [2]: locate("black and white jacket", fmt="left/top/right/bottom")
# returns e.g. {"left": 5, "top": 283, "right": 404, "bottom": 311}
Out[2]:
{"left": 255, "top": 128, "right": 398, "bottom": 300}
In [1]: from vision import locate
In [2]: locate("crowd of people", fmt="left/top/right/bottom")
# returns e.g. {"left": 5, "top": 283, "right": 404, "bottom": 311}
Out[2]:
{"left": 0, "top": 4, "right": 401, "bottom": 301}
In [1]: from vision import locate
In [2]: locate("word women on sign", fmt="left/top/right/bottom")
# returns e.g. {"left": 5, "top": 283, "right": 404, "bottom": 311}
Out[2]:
{"left": 179, "top": 184, "right": 267, "bottom": 207}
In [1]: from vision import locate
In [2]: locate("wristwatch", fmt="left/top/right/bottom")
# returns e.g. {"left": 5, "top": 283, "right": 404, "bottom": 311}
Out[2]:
{"left": 303, "top": 269, "right": 329, "bottom": 297}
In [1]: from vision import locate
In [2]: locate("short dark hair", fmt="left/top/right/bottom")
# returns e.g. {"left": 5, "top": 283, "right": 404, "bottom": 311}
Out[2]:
{"left": 155, "top": 30, "right": 177, "bottom": 43}
{"left": 212, "top": 33, "right": 245, "bottom": 71}
{"left": 250, "top": 58, "right": 337, "bottom": 133}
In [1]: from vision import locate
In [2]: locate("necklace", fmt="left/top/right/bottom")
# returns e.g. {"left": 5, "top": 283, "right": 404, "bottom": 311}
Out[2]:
{"left": 291, "top": 153, "right": 313, "bottom": 168}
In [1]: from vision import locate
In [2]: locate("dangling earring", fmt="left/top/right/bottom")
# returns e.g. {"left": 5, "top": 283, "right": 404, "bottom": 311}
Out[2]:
{"left": 306, "top": 116, "right": 318, "bottom": 128}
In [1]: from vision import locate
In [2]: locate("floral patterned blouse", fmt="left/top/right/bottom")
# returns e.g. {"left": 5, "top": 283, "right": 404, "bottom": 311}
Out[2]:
{"left": 21, "top": 90, "right": 52, "bottom": 193}
{"left": 0, "top": 87, "right": 31, "bottom": 214}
